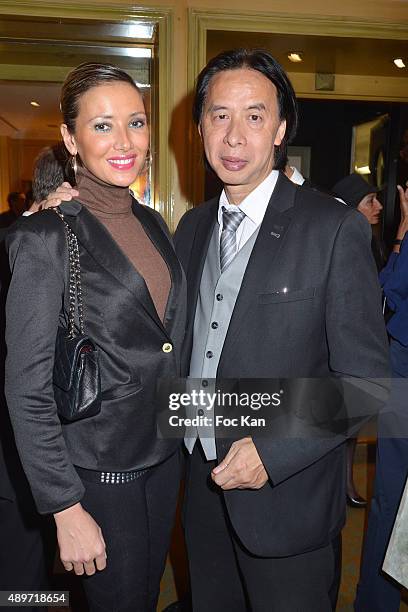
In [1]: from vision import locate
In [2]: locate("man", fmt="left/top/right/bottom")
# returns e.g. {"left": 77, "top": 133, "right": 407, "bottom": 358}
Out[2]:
{"left": 174, "top": 49, "right": 389, "bottom": 611}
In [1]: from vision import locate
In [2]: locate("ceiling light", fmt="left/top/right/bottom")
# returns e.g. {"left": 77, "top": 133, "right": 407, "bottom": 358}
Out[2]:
{"left": 288, "top": 53, "right": 302, "bottom": 63}
{"left": 30, "top": 101, "right": 40, "bottom": 107}
{"left": 394, "top": 58, "right": 406, "bottom": 69}
{"left": 355, "top": 165, "right": 371, "bottom": 175}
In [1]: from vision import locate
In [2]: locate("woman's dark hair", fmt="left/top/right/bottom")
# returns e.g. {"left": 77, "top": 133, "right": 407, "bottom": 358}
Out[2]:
{"left": 60, "top": 62, "right": 141, "bottom": 133}
{"left": 193, "top": 48, "right": 298, "bottom": 170}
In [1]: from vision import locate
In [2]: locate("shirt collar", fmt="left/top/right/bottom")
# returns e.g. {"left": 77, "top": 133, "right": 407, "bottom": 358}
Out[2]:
{"left": 218, "top": 170, "right": 279, "bottom": 227}
{"left": 289, "top": 166, "right": 305, "bottom": 186}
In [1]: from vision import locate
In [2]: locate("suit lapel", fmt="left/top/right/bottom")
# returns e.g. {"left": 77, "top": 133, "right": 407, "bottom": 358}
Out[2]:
{"left": 186, "top": 197, "right": 219, "bottom": 325}
{"left": 61, "top": 200, "right": 173, "bottom": 332}
{"left": 218, "top": 173, "right": 297, "bottom": 373}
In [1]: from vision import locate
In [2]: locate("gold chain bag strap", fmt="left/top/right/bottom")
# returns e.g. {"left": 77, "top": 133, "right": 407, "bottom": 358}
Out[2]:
{"left": 52, "top": 206, "right": 101, "bottom": 422}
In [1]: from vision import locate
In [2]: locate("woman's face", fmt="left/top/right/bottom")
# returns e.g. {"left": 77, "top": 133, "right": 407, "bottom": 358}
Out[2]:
{"left": 357, "top": 193, "right": 383, "bottom": 225}
{"left": 61, "top": 81, "right": 149, "bottom": 187}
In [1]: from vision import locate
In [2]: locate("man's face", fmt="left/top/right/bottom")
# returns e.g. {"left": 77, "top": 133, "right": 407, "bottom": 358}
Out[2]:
{"left": 199, "top": 68, "right": 286, "bottom": 204}
{"left": 357, "top": 193, "right": 383, "bottom": 225}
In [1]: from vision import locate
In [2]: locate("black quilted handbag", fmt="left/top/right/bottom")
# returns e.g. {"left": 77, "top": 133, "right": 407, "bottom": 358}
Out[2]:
{"left": 53, "top": 207, "right": 101, "bottom": 422}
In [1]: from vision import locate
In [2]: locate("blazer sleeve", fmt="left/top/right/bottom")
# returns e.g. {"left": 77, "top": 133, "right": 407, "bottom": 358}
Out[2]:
{"left": 254, "top": 210, "right": 390, "bottom": 486}
{"left": 5, "top": 224, "right": 85, "bottom": 514}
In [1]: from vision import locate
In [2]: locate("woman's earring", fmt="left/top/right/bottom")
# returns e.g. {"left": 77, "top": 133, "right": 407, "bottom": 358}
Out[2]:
{"left": 71, "top": 155, "right": 78, "bottom": 176}
{"left": 142, "top": 151, "right": 152, "bottom": 174}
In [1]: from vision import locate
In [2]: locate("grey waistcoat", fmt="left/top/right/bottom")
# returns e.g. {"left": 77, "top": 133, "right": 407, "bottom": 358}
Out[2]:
{"left": 185, "top": 221, "right": 259, "bottom": 459}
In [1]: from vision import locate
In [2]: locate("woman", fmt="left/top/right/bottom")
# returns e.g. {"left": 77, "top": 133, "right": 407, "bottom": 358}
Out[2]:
{"left": 332, "top": 172, "right": 387, "bottom": 508}
{"left": 5, "top": 63, "right": 186, "bottom": 611}
{"left": 355, "top": 181, "right": 408, "bottom": 611}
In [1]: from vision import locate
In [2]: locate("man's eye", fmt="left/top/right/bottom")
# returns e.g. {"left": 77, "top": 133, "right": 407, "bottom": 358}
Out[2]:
{"left": 94, "top": 123, "right": 110, "bottom": 132}
{"left": 215, "top": 114, "right": 228, "bottom": 120}
{"left": 249, "top": 114, "right": 261, "bottom": 122}
{"left": 130, "top": 119, "right": 146, "bottom": 128}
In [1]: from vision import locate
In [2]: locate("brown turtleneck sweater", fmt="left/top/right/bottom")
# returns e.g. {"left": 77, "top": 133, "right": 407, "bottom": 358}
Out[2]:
{"left": 76, "top": 166, "right": 171, "bottom": 322}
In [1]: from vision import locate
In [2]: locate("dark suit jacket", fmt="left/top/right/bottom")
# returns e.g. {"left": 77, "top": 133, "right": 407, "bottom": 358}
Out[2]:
{"left": 5, "top": 200, "right": 186, "bottom": 515}
{"left": 174, "top": 172, "right": 389, "bottom": 557}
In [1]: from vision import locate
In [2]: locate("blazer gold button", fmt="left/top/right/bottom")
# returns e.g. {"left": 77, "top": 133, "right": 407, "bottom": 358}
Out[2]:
{"left": 162, "top": 342, "right": 173, "bottom": 353}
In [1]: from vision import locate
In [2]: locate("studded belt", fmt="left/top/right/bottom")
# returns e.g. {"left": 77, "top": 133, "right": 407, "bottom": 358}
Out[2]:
{"left": 75, "top": 465, "right": 149, "bottom": 485}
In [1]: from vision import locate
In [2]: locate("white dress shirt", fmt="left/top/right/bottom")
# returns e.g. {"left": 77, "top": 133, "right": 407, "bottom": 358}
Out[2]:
{"left": 218, "top": 170, "right": 279, "bottom": 253}
{"left": 289, "top": 166, "right": 305, "bottom": 186}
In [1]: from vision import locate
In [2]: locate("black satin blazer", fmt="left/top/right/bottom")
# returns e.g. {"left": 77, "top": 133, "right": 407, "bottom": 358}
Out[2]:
{"left": 5, "top": 200, "right": 186, "bottom": 514}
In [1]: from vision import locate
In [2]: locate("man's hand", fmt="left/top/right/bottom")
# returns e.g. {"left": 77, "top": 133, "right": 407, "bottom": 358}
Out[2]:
{"left": 37, "top": 182, "right": 79, "bottom": 210}
{"left": 54, "top": 502, "right": 107, "bottom": 576}
{"left": 211, "top": 437, "right": 268, "bottom": 490}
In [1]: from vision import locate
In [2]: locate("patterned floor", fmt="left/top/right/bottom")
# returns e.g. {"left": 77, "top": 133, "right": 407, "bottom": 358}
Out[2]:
{"left": 157, "top": 442, "right": 408, "bottom": 611}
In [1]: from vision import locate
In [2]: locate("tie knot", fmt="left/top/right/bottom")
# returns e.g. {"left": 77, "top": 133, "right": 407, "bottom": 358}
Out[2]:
{"left": 222, "top": 207, "right": 245, "bottom": 233}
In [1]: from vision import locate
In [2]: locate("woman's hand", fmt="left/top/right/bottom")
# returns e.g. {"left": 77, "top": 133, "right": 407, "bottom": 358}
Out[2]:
{"left": 394, "top": 182, "right": 408, "bottom": 252}
{"left": 37, "top": 182, "right": 79, "bottom": 210}
{"left": 397, "top": 181, "right": 408, "bottom": 220}
{"left": 54, "top": 502, "right": 107, "bottom": 576}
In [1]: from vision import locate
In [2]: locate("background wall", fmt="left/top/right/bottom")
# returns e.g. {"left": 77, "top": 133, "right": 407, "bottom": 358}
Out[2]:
{"left": 294, "top": 100, "right": 395, "bottom": 190}
{"left": 0, "top": 0, "right": 407, "bottom": 221}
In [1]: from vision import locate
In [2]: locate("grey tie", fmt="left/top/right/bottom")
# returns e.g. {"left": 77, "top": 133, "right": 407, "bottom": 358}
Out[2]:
{"left": 220, "top": 206, "right": 245, "bottom": 272}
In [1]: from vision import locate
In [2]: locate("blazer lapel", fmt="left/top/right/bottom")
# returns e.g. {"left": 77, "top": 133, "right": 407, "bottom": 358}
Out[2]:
{"left": 61, "top": 200, "right": 165, "bottom": 331}
{"left": 218, "top": 173, "right": 298, "bottom": 373}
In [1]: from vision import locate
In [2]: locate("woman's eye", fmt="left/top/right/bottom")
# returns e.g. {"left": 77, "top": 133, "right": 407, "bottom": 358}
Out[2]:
{"left": 94, "top": 123, "right": 111, "bottom": 132}
{"left": 214, "top": 113, "right": 228, "bottom": 121}
{"left": 130, "top": 119, "right": 146, "bottom": 128}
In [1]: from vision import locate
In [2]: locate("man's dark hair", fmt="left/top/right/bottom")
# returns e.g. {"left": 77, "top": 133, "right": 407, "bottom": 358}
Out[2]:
{"left": 193, "top": 48, "right": 298, "bottom": 170}
{"left": 32, "top": 143, "right": 73, "bottom": 203}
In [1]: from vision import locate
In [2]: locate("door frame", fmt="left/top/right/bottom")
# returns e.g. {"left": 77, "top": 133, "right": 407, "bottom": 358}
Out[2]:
{"left": 0, "top": 0, "right": 174, "bottom": 223}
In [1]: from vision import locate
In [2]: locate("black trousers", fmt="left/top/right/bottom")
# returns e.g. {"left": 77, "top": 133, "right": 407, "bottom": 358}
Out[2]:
{"left": 184, "top": 445, "right": 339, "bottom": 612}
{"left": 0, "top": 494, "right": 51, "bottom": 612}
{"left": 77, "top": 450, "right": 181, "bottom": 612}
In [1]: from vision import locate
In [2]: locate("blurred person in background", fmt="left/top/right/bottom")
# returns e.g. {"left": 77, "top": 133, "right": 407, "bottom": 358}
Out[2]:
{"left": 332, "top": 172, "right": 387, "bottom": 509}
{"left": 0, "top": 192, "right": 26, "bottom": 229}
{"left": 333, "top": 173, "right": 386, "bottom": 270}
{"left": 0, "top": 143, "right": 71, "bottom": 608}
